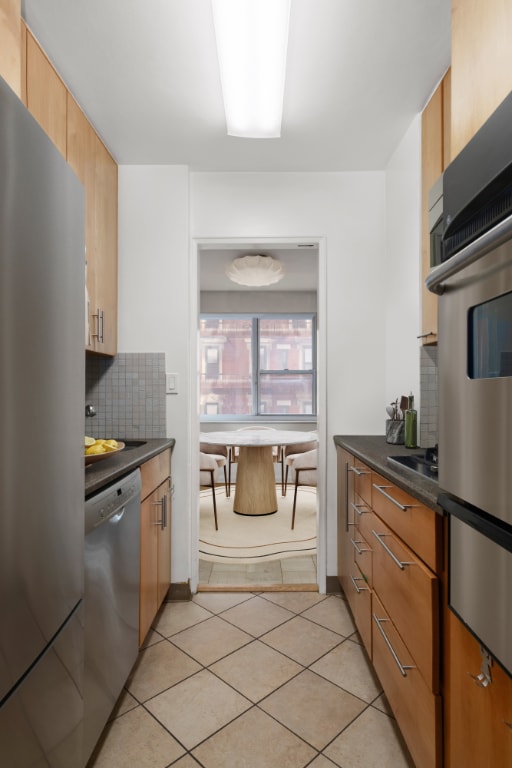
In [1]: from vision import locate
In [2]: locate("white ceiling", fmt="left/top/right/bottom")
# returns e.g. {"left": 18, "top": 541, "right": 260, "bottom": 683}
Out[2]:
{"left": 21, "top": 0, "right": 450, "bottom": 291}
{"left": 22, "top": 0, "right": 451, "bottom": 173}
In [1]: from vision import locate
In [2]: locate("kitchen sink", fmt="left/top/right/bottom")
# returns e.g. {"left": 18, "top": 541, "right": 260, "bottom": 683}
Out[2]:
{"left": 387, "top": 451, "right": 439, "bottom": 480}
{"left": 121, "top": 440, "right": 147, "bottom": 450}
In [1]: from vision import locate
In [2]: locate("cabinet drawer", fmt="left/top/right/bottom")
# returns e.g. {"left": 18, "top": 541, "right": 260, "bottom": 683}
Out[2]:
{"left": 371, "top": 514, "right": 439, "bottom": 692}
{"left": 372, "top": 594, "right": 441, "bottom": 768}
{"left": 371, "top": 472, "right": 442, "bottom": 572}
{"left": 350, "top": 459, "right": 372, "bottom": 506}
{"left": 141, "top": 449, "right": 171, "bottom": 501}
{"left": 345, "top": 562, "right": 372, "bottom": 657}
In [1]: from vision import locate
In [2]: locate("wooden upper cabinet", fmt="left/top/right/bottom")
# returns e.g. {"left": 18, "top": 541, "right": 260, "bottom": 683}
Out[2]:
{"left": 420, "top": 70, "right": 450, "bottom": 345}
{"left": 0, "top": 0, "right": 21, "bottom": 96}
{"left": 25, "top": 29, "right": 67, "bottom": 157}
{"left": 451, "top": 0, "right": 512, "bottom": 159}
{"left": 67, "top": 93, "right": 118, "bottom": 355}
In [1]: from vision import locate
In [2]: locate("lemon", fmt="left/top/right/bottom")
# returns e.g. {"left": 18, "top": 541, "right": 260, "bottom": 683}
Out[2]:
{"left": 103, "top": 439, "right": 119, "bottom": 452}
{"left": 85, "top": 436, "right": 96, "bottom": 447}
{"left": 85, "top": 444, "right": 106, "bottom": 455}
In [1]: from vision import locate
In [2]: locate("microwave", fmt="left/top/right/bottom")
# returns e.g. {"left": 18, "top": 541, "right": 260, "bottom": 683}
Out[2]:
{"left": 428, "top": 174, "right": 443, "bottom": 268}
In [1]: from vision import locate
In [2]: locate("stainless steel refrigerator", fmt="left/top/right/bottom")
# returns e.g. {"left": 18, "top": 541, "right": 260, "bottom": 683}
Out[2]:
{"left": 0, "top": 75, "right": 85, "bottom": 766}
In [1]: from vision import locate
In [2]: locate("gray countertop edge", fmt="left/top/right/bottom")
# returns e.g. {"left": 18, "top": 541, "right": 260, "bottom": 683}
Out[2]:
{"left": 333, "top": 435, "right": 443, "bottom": 514}
{"left": 85, "top": 438, "right": 176, "bottom": 497}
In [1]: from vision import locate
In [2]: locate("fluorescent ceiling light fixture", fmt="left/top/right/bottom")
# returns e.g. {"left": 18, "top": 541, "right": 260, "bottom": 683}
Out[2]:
{"left": 226, "top": 254, "right": 285, "bottom": 286}
{"left": 211, "top": 0, "right": 291, "bottom": 138}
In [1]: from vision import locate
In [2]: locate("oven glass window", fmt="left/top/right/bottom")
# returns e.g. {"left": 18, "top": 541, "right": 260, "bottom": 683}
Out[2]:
{"left": 468, "top": 290, "right": 512, "bottom": 378}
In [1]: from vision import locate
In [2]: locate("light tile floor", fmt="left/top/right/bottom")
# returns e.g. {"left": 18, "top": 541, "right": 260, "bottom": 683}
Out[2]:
{"left": 87, "top": 592, "right": 415, "bottom": 768}
{"left": 199, "top": 555, "right": 317, "bottom": 587}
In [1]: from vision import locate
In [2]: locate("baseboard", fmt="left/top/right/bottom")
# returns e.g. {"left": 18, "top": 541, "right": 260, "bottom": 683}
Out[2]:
{"left": 326, "top": 575, "right": 341, "bottom": 594}
{"left": 168, "top": 581, "right": 193, "bottom": 601}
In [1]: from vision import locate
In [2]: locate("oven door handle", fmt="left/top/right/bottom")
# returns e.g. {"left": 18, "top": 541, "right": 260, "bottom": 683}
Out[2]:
{"left": 426, "top": 212, "right": 512, "bottom": 295}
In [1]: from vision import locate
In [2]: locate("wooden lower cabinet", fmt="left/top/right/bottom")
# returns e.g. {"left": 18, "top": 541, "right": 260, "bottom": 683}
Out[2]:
{"left": 139, "top": 450, "right": 172, "bottom": 646}
{"left": 336, "top": 445, "right": 442, "bottom": 767}
{"left": 373, "top": 594, "right": 442, "bottom": 768}
{"left": 444, "top": 609, "right": 512, "bottom": 768}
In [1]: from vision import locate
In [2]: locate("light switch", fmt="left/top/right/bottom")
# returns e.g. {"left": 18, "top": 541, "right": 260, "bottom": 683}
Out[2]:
{"left": 166, "top": 373, "right": 178, "bottom": 394}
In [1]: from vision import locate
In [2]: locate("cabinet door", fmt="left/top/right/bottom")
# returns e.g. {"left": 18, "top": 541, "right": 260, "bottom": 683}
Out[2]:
{"left": 445, "top": 610, "right": 512, "bottom": 768}
{"left": 0, "top": 0, "right": 21, "bottom": 96}
{"left": 157, "top": 478, "right": 172, "bottom": 606}
{"left": 337, "top": 447, "right": 354, "bottom": 594}
{"left": 90, "top": 134, "right": 118, "bottom": 356}
{"left": 25, "top": 30, "right": 66, "bottom": 157}
{"left": 451, "top": 0, "right": 512, "bottom": 159}
{"left": 67, "top": 92, "right": 118, "bottom": 354}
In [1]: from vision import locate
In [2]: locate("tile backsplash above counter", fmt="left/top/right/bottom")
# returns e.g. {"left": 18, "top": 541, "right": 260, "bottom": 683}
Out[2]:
{"left": 419, "top": 345, "right": 438, "bottom": 448}
{"left": 86, "top": 352, "right": 166, "bottom": 439}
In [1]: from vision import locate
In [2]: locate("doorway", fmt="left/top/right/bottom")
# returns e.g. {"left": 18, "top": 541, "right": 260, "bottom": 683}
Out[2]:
{"left": 190, "top": 237, "right": 327, "bottom": 593}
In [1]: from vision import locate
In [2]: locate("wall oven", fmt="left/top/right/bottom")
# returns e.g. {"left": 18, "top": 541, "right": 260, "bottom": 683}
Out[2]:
{"left": 427, "top": 89, "right": 512, "bottom": 678}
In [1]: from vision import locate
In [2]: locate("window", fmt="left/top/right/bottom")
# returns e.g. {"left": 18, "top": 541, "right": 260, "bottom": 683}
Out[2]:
{"left": 199, "top": 314, "right": 316, "bottom": 418}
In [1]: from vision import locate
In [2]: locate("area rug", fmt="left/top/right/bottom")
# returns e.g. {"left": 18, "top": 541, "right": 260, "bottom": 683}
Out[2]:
{"left": 199, "top": 486, "right": 317, "bottom": 564}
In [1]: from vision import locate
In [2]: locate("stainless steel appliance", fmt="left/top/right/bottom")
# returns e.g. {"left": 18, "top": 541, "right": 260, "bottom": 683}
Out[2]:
{"left": 84, "top": 469, "right": 141, "bottom": 765}
{"left": 428, "top": 174, "right": 444, "bottom": 268}
{"left": 427, "top": 89, "right": 512, "bottom": 678}
{"left": 0, "top": 75, "right": 85, "bottom": 765}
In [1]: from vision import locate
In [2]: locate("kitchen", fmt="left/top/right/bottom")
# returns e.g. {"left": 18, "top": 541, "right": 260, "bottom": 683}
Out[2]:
{"left": 1, "top": 0, "right": 511, "bottom": 766}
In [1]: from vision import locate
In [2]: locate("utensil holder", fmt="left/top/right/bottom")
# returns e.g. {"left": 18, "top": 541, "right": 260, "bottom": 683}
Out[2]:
{"left": 386, "top": 419, "right": 404, "bottom": 444}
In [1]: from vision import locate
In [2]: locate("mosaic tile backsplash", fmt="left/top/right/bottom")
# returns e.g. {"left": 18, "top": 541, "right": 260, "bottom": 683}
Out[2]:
{"left": 419, "top": 345, "right": 438, "bottom": 448}
{"left": 85, "top": 352, "right": 166, "bottom": 439}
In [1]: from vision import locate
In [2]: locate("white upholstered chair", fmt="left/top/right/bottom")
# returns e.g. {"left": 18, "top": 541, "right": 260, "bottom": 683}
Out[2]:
{"left": 200, "top": 441, "right": 229, "bottom": 496}
{"left": 199, "top": 451, "right": 221, "bottom": 530}
{"left": 282, "top": 434, "right": 318, "bottom": 496}
{"left": 290, "top": 448, "right": 317, "bottom": 530}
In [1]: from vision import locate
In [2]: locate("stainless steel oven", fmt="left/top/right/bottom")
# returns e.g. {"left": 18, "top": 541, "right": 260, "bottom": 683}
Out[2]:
{"left": 427, "top": 89, "right": 512, "bottom": 678}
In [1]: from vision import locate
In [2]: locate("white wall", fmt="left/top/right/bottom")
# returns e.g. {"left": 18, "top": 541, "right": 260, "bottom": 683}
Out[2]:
{"left": 117, "top": 165, "right": 191, "bottom": 583}
{"left": 191, "top": 172, "right": 388, "bottom": 575}
{"left": 384, "top": 116, "right": 421, "bottom": 414}
{"left": 117, "top": 143, "right": 422, "bottom": 585}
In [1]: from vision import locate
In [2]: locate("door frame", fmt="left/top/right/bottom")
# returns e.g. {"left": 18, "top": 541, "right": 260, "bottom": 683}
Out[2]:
{"left": 188, "top": 236, "right": 327, "bottom": 593}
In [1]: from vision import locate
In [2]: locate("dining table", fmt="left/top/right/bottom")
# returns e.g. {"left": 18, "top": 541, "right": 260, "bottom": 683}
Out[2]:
{"left": 200, "top": 429, "right": 317, "bottom": 516}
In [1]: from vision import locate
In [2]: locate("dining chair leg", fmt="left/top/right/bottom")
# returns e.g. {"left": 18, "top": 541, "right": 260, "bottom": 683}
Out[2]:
{"left": 281, "top": 451, "right": 285, "bottom": 496}
{"left": 223, "top": 465, "right": 229, "bottom": 497}
{"left": 291, "top": 476, "right": 299, "bottom": 530}
{"left": 284, "top": 465, "right": 290, "bottom": 496}
{"left": 209, "top": 469, "right": 218, "bottom": 530}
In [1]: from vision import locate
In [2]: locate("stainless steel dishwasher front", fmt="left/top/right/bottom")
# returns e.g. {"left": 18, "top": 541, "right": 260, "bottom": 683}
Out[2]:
{"left": 84, "top": 468, "right": 141, "bottom": 765}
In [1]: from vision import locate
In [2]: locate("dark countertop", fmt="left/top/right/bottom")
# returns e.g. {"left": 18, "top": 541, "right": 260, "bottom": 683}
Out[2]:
{"left": 333, "top": 435, "right": 443, "bottom": 514}
{"left": 85, "top": 438, "right": 175, "bottom": 498}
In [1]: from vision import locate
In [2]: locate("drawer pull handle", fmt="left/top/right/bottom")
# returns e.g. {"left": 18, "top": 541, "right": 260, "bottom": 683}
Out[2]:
{"left": 351, "top": 502, "right": 369, "bottom": 516}
{"left": 351, "top": 538, "right": 370, "bottom": 555}
{"left": 349, "top": 466, "right": 371, "bottom": 477}
{"left": 371, "top": 530, "right": 415, "bottom": 570}
{"left": 373, "top": 614, "right": 416, "bottom": 677}
{"left": 351, "top": 575, "right": 369, "bottom": 593}
{"left": 505, "top": 722, "right": 512, "bottom": 730}
{"left": 372, "top": 483, "right": 418, "bottom": 511}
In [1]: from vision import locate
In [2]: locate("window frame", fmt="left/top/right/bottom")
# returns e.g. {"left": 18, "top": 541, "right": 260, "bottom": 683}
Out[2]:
{"left": 200, "top": 312, "right": 317, "bottom": 423}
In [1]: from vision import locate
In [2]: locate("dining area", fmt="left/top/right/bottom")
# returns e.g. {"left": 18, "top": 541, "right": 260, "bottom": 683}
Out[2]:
{"left": 198, "top": 428, "right": 318, "bottom": 588}
{"left": 200, "top": 428, "right": 318, "bottom": 516}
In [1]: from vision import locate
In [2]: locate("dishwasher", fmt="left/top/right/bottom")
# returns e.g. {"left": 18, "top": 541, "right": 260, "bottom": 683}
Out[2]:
{"left": 84, "top": 468, "right": 141, "bottom": 765}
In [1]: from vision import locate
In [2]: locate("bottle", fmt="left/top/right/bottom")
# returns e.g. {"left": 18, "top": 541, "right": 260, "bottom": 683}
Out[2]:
{"left": 404, "top": 392, "right": 417, "bottom": 448}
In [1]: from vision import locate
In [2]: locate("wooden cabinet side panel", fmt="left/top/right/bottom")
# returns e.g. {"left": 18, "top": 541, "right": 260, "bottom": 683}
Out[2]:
{"left": 25, "top": 29, "right": 67, "bottom": 156}
{"left": 451, "top": 0, "right": 512, "bottom": 159}
{"left": 421, "top": 83, "right": 443, "bottom": 342}
{"left": 336, "top": 447, "right": 354, "bottom": 593}
{"left": 0, "top": 0, "right": 21, "bottom": 96}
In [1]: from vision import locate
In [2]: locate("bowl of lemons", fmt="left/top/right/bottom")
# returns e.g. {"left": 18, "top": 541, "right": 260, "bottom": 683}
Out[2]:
{"left": 84, "top": 437, "right": 125, "bottom": 466}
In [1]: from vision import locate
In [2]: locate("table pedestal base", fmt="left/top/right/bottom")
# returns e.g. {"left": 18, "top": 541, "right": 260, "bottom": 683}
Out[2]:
{"left": 233, "top": 445, "right": 278, "bottom": 515}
